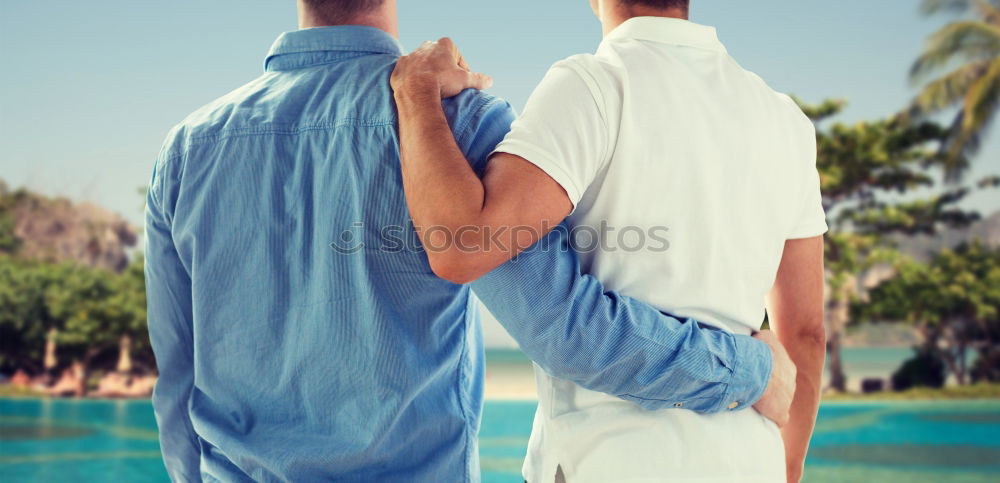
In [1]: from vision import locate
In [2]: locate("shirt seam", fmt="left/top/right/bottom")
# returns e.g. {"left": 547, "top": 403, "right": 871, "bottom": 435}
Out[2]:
{"left": 189, "top": 120, "right": 395, "bottom": 144}
{"left": 264, "top": 51, "right": 395, "bottom": 72}
{"left": 269, "top": 45, "right": 398, "bottom": 56}
{"left": 556, "top": 62, "right": 615, "bottom": 170}
{"left": 455, "top": 302, "right": 475, "bottom": 483}
{"left": 150, "top": 153, "right": 185, "bottom": 226}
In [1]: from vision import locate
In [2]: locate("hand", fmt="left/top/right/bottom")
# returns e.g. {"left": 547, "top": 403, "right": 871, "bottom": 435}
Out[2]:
{"left": 391, "top": 37, "right": 493, "bottom": 98}
{"left": 751, "top": 330, "right": 797, "bottom": 427}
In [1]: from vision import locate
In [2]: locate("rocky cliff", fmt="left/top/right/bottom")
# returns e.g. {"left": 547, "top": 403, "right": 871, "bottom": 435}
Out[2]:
{"left": 891, "top": 210, "right": 1000, "bottom": 261}
{"left": 0, "top": 181, "right": 137, "bottom": 272}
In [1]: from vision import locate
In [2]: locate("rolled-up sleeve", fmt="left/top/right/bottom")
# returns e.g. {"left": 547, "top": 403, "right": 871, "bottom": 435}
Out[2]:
{"left": 471, "top": 227, "right": 772, "bottom": 412}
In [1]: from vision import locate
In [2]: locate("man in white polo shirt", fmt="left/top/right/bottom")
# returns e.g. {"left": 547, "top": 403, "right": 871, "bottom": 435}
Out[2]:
{"left": 390, "top": 0, "right": 827, "bottom": 481}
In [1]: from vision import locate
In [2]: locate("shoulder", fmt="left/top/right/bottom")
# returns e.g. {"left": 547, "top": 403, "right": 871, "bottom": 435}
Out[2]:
{"left": 151, "top": 75, "right": 275, "bottom": 202}
{"left": 442, "top": 90, "right": 516, "bottom": 155}
{"left": 533, "top": 53, "right": 625, "bottom": 127}
{"left": 733, "top": 63, "right": 812, "bottom": 127}
{"left": 157, "top": 76, "right": 274, "bottom": 162}
{"left": 443, "top": 90, "right": 515, "bottom": 135}
{"left": 549, "top": 53, "right": 624, "bottom": 97}
{"left": 730, "top": 62, "right": 816, "bottom": 146}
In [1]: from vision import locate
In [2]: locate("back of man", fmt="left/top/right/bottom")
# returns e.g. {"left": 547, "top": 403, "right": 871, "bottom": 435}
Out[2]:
{"left": 493, "top": 17, "right": 826, "bottom": 483}
{"left": 144, "top": 26, "right": 510, "bottom": 481}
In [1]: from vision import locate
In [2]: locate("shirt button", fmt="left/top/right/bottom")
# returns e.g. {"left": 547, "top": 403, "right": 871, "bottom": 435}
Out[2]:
{"left": 728, "top": 401, "right": 740, "bottom": 410}
{"left": 673, "top": 402, "right": 683, "bottom": 408}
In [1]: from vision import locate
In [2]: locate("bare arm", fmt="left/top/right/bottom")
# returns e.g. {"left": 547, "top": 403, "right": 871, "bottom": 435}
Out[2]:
{"left": 766, "top": 236, "right": 826, "bottom": 483}
{"left": 391, "top": 38, "right": 572, "bottom": 284}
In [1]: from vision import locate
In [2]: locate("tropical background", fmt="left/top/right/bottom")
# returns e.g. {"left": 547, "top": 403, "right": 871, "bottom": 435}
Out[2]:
{"left": 1, "top": 0, "right": 1000, "bottom": 482}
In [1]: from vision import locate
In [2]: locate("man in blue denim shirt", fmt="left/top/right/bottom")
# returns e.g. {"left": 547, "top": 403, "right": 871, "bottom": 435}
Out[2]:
{"left": 144, "top": 1, "right": 789, "bottom": 481}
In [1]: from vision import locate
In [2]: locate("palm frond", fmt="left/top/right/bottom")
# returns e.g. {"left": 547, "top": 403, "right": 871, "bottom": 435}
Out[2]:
{"left": 963, "top": 56, "right": 1000, "bottom": 130}
{"left": 911, "top": 21, "right": 1000, "bottom": 82}
{"left": 940, "top": 109, "right": 986, "bottom": 180}
{"left": 922, "top": 0, "right": 974, "bottom": 15}
{"left": 912, "top": 60, "right": 991, "bottom": 113}
{"left": 974, "top": 0, "right": 1000, "bottom": 25}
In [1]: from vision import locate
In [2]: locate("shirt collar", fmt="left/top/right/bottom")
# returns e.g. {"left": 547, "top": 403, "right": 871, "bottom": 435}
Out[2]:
{"left": 264, "top": 26, "right": 403, "bottom": 71}
{"left": 604, "top": 17, "right": 727, "bottom": 53}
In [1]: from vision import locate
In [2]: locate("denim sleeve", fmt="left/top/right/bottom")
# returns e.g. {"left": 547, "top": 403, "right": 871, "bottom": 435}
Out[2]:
{"left": 144, "top": 157, "right": 201, "bottom": 482}
{"left": 455, "top": 93, "right": 773, "bottom": 412}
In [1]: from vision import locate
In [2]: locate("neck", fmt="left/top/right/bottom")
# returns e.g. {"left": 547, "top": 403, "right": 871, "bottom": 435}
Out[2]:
{"left": 599, "top": 4, "right": 688, "bottom": 37}
{"left": 297, "top": 0, "right": 399, "bottom": 38}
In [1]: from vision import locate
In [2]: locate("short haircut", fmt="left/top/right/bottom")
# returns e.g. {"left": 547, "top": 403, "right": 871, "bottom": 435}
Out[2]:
{"left": 301, "top": 0, "right": 386, "bottom": 22}
{"left": 620, "top": 0, "right": 690, "bottom": 9}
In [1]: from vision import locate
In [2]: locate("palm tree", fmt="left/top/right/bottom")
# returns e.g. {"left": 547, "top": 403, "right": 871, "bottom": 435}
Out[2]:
{"left": 911, "top": 0, "right": 1000, "bottom": 173}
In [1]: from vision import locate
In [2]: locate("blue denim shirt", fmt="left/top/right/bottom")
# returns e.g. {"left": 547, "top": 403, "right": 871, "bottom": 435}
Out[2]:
{"left": 144, "top": 26, "right": 772, "bottom": 483}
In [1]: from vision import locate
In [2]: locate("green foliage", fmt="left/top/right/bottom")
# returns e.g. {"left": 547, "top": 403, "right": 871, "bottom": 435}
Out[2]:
{"left": 0, "top": 214, "right": 19, "bottom": 255}
{"left": 0, "top": 183, "right": 21, "bottom": 255}
{"left": 0, "top": 256, "right": 61, "bottom": 373}
{"left": 802, "top": 98, "right": 977, "bottom": 235}
{"left": 800, "top": 97, "right": 995, "bottom": 392}
{"left": 861, "top": 242, "right": 1000, "bottom": 384}
{"left": 810, "top": 109, "right": 955, "bottom": 205}
{"left": 864, "top": 242, "right": 1000, "bottom": 326}
{"left": 0, "top": 179, "right": 150, "bottom": 376}
{"left": 0, "top": 255, "right": 150, "bottom": 375}
{"left": 47, "top": 264, "right": 126, "bottom": 363}
{"left": 912, "top": 0, "right": 1000, "bottom": 167}
{"left": 799, "top": 99, "right": 981, "bottom": 294}
{"left": 972, "top": 347, "right": 1000, "bottom": 381}
{"left": 891, "top": 350, "right": 948, "bottom": 390}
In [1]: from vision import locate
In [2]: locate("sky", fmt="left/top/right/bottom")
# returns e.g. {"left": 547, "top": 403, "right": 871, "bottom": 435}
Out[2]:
{"left": 1, "top": 1, "right": 998, "bottom": 346}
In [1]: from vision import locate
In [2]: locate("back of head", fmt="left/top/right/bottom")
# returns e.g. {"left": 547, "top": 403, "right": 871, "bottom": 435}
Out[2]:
{"left": 619, "top": 0, "right": 689, "bottom": 9}
{"left": 300, "top": 0, "right": 387, "bottom": 24}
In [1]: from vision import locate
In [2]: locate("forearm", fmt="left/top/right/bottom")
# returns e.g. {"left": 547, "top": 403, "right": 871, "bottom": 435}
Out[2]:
{"left": 778, "top": 329, "right": 825, "bottom": 481}
{"left": 394, "top": 79, "right": 486, "bottom": 239}
{"left": 766, "top": 236, "right": 826, "bottom": 481}
{"left": 394, "top": 81, "right": 570, "bottom": 282}
{"left": 472, "top": 224, "right": 773, "bottom": 412}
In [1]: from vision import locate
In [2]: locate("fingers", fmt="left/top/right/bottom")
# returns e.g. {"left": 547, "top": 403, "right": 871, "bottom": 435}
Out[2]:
{"left": 466, "top": 71, "right": 493, "bottom": 90}
{"left": 397, "top": 37, "right": 493, "bottom": 97}
{"left": 438, "top": 37, "right": 459, "bottom": 59}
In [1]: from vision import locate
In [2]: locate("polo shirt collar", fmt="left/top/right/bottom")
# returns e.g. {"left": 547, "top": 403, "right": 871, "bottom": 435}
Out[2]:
{"left": 605, "top": 17, "right": 727, "bottom": 53}
{"left": 264, "top": 26, "right": 403, "bottom": 71}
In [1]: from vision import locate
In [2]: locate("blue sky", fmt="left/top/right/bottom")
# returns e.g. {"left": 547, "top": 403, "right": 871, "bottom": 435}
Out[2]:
{"left": 2, "top": 1, "right": 997, "bottom": 348}
{"left": 1, "top": 0, "right": 997, "bottom": 225}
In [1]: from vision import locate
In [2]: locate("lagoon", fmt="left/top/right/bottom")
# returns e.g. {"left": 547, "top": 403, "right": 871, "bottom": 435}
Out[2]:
{"left": 2, "top": 398, "right": 999, "bottom": 482}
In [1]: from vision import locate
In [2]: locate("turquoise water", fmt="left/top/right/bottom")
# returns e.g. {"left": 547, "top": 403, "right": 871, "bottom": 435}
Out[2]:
{"left": 2, "top": 398, "right": 999, "bottom": 482}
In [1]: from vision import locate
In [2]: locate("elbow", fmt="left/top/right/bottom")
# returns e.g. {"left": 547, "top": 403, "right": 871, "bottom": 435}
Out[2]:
{"left": 790, "top": 322, "right": 827, "bottom": 349}
{"left": 427, "top": 251, "right": 489, "bottom": 285}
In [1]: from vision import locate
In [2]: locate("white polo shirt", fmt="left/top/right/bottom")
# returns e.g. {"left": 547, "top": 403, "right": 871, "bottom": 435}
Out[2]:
{"left": 494, "top": 17, "right": 827, "bottom": 483}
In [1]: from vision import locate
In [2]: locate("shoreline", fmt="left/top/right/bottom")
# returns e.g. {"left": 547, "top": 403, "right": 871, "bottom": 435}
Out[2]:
{"left": 3, "top": 383, "right": 1000, "bottom": 403}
